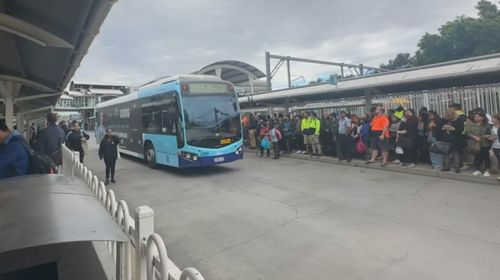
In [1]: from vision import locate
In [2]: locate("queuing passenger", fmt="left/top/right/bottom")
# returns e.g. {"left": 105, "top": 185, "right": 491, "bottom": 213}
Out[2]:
{"left": 258, "top": 121, "right": 271, "bottom": 158}
{"left": 489, "top": 114, "right": 500, "bottom": 180}
{"left": 281, "top": 116, "right": 294, "bottom": 154}
{"left": 293, "top": 115, "right": 303, "bottom": 152}
{"left": 441, "top": 107, "right": 467, "bottom": 173}
{"left": 359, "top": 115, "right": 371, "bottom": 158}
{"left": 99, "top": 128, "right": 120, "bottom": 185}
{"left": 248, "top": 114, "right": 258, "bottom": 150}
{"left": 37, "top": 113, "right": 65, "bottom": 166}
{"left": 367, "top": 107, "right": 390, "bottom": 166}
{"left": 427, "top": 111, "right": 443, "bottom": 169}
{"left": 397, "top": 109, "right": 419, "bottom": 167}
{"left": 310, "top": 112, "right": 322, "bottom": 158}
{"left": 350, "top": 114, "right": 361, "bottom": 158}
{"left": 301, "top": 112, "right": 312, "bottom": 154}
{"left": 270, "top": 122, "right": 282, "bottom": 159}
{"left": 468, "top": 111, "right": 492, "bottom": 177}
{"left": 418, "top": 107, "right": 430, "bottom": 163}
{"left": 336, "top": 111, "right": 352, "bottom": 162}
{"left": 0, "top": 122, "right": 29, "bottom": 179}
{"left": 389, "top": 114, "right": 402, "bottom": 164}
{"left": 66, "top": 121, "right": 90, "bottom": 163}
{"left": 319, "top": 112, "right": 334, "bottom": 156}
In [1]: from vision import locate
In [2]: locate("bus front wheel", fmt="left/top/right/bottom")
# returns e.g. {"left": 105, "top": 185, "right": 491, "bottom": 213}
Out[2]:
{"left": 144, "top": 144, "right": 158, "bottom": 169}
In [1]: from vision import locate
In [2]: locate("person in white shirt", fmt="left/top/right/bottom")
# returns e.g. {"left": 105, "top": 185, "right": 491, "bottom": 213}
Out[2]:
{"left": 488, "top": 114, "right": 500, "bottom": 180}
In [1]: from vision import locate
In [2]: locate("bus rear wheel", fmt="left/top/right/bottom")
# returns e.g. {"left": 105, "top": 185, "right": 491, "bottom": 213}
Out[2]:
{"left": 144, "top": 144, "right": 158, "bottom": 169}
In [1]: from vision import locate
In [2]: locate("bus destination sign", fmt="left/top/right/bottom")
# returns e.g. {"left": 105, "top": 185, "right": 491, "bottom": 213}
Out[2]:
{"left": 188, "top": 83, "right": 231, "bottom": 95}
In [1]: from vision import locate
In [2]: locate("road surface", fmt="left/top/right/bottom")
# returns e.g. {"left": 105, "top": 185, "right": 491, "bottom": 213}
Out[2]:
{"left": 84, "top": 141, "right": 500, "bottom": 280}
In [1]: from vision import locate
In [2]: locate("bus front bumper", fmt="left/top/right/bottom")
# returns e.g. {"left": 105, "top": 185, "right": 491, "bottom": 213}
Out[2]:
{"left": 178, "top": 152, "right": 243, "bottom": 168}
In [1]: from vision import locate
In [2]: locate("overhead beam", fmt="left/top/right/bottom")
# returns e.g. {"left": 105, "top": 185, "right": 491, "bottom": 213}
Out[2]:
{"left": 18, "top": 105, "right": 53, "bottom": 115}
{"left": 0, "top": 13, "right": 74, "bottom": 49}
{"left": 267, "top": 53, "right": 385, "bottom": 72}
{"left": 14, "top": 92, "right": 60, "bottom": 103}
{"left": 0, "top": 75, "right": 54, "bottom": 92}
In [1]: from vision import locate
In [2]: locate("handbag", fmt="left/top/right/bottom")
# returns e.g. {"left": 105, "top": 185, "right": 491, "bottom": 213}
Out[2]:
{"left": 81, "top": 138, "right": 88, "bottom": 154}
{"left": 471, "top": 141, "right": 481, "bottom": 154}
{"left": 428, "top": 141, "right": 451, "bottom": 155}
{"left": 396, "top": 136, "right": 414, "bottom": 148}
{"left": 395, "top": 146, "right": 404, "bottom": 155}
{"left": 356, "top": 137, "right": 367, "bottom": 154}
{"left": 260, "top": 137, "right": 270, "bottom": 150}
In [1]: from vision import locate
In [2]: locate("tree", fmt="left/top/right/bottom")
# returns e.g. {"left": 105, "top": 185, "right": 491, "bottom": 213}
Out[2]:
{"left": 382, "top": 0, "right": 500, "bottom": 68}
{"left": 380, "top": 53, "right": 413, "bottom": 70}
{"left": 413, "top": 0, "right": 500, "bottom": 66}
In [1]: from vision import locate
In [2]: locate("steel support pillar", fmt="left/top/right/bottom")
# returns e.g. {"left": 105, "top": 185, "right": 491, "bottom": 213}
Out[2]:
{"left": 364, "top": 89, "right": 372, "bottom": 114}
{"left": 4, "top": 93, "right": 14, "bottom": 129}
{"left": 215, "top": 67, "right": 222, "bottom": 78}
{"left": 265, "top": 51, "right": 272, "bottom": 90}
{"left": 248, "top": 75, "right": 255, "bottom": 95}
{"left": 286, "top": 59, "right": 291, "bottom": 88}
{"left": 16, "top": 113, "right": 24, "bottom": 135}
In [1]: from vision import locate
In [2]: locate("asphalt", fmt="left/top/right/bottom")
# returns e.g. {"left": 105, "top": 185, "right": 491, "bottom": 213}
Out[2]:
{"left": 84, "top": 139, "right": 500, "bottom": 280}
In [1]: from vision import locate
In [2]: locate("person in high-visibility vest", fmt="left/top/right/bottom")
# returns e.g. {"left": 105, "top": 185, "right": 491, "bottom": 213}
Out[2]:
{"left": 301, "top": 111, "right": 322, "bottom": 157}
{"left": 310, "top": 112, "right": 322, "bottom": 157}
{"left": 301, "top": 112, "right": 312, "bottom": 154}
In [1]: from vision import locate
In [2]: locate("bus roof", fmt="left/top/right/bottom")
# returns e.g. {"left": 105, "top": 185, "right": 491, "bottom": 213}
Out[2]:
{"left": 140, "top": 74, "right": 224, "bottom": 89}
{"left": 96, "top": 74, "right": 226, "bottom": 109}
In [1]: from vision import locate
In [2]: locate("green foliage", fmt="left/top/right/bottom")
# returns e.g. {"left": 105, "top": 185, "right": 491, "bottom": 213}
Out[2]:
{"left": 380, "top": 53, "right": 413, "bottom": 70}
{"left": 383, "top": 0, "right": 500, "bottom": 68}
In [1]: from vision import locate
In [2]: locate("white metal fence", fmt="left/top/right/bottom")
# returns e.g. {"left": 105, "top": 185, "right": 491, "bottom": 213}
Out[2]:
{"left": 62, "top": 146, "right": 205, "bottom": 280}
{"left": 289, "top": 83, "right": 500, "bottom": 117}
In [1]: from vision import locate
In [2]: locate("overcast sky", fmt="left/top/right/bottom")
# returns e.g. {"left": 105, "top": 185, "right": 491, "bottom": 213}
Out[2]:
{"left": 74, "top": 0, "right": 479, "bottom": 88}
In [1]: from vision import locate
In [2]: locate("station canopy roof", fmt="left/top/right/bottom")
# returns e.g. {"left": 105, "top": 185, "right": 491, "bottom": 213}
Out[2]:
{"left": 196, "top": 60, "right": 266, "bottom": 84}
{"left": 240, "top": 53, "right": 500, "bottom": 106}
{"left": 0, "top": 0, "right": 117, "bottom": 117}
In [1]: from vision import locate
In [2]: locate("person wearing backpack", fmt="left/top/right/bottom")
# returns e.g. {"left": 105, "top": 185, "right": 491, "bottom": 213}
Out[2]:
{"left": 37, "top": 113, "right": 65, "bottom": 166}
{"left": 66, "top": 121, "right": 90, "bottom": 163}
{"left": 0, "top": 122, "right": 30, "bottom": 179}
{"left": 99, "top": 129, "right": 120, "bottom": 185}
{"left": 270, "top": 122, "right": 283, "bottom": 159}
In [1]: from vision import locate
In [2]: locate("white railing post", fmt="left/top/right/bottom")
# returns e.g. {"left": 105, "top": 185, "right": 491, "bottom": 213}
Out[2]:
{"left": 61, "top": 146, "right": 73, "bottom": 176}
{"left": 73, "top": 151, "right": 80, "bottom": 176}
{"left": 135, "top": 206, "right": 155, "bottom": 280}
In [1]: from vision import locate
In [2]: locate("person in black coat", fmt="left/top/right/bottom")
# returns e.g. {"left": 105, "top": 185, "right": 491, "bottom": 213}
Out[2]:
{"left": 37, "top": 113, "right": 65, "bottom": 165}
{"left": 66, "top": 121, "right": 90, "bottom": 163}
{"left": 99, "top": 129, "right": 120, "bottom": 185}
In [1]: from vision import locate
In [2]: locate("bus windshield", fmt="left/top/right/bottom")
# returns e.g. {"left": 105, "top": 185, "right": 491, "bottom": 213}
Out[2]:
{"left": 182, "top": 94, "right": 241, "bottom": 148}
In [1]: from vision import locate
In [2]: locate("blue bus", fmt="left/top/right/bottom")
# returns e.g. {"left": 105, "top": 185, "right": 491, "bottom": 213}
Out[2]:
{"left": 95, "top": 75, "right": 243, "bottom": 168}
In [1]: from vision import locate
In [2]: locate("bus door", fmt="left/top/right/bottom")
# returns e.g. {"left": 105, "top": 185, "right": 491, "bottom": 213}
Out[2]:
{"left": 159, "top": 109, "right": 178, "bottom": 157}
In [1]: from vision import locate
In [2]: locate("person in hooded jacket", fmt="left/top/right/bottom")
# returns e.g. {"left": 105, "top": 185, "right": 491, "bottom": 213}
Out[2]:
{"left": 0, "top": 122, "right": 29, "bottom": 179}
{"left": 99, "top": 128, "right": 120, "bottom": 185}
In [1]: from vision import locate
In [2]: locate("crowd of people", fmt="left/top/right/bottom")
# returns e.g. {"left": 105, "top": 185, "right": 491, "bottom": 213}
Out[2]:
{"left": 0, "top": 113, "right": 119, "bottom": 184}
{"left": 242, "top": 103, "right": 500, "bottom": 179}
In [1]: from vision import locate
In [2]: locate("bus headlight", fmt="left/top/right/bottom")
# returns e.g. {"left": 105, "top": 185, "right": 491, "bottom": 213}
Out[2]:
{"left": 181, "top": 152, "right": 199, "bottom": 161}
{"left": 236, "top": 146, "right": 243, "bottom": 155}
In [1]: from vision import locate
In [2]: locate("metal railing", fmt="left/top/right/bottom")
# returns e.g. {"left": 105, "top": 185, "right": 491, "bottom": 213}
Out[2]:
{"left": 61, "top": 145, "right": 205, "bottom": 280}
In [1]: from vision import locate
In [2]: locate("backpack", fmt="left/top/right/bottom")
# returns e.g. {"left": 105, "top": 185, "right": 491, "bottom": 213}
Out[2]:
{"left": 15, "top": 139, "right": 58, "bottom": 175}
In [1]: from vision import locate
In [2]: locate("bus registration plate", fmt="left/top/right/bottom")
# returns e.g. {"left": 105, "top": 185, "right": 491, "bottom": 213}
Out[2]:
{"left": 214, "top": 156, "right": 225, "bottom": 163}
{"left": 220, "top": 138, "right": 232, "bottom": 145}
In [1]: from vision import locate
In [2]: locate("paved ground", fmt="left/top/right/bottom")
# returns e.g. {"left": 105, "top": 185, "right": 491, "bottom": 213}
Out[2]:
{"left": 84, "top": 140, "right": 500, "bottom": 280}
